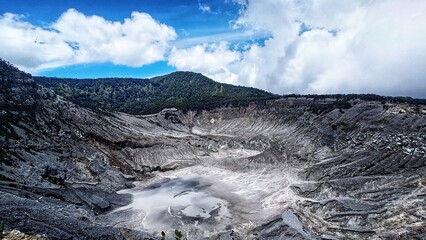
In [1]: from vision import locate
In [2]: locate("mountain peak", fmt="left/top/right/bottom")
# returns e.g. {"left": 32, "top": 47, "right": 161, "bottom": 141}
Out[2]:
{"left": 35, "top": 71, "right": 276, "bottom": 115}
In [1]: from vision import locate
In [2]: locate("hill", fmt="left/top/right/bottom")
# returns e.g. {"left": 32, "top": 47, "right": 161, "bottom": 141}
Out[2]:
{"left": 34, "top": 72, "right": 277, "bottom": 115}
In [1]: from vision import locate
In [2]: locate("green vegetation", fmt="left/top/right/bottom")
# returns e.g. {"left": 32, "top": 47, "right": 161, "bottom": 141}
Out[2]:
{"left": 310, "top": 99, "right": 353, "bottom": 115}
{"left": 283, "top": 93, "right": 426, "bottom": 106}
{"left": 283, "top": 93, "right": 426, "bottom": 115}
{"left": 0, "top": 221, "right": 4, "bottom": 238}
{"left": 34, "top": 72, "right": 277, "bottom": 115}
{"left": 160, "top": 229, "right": 184, "bottom": 240}
{"left": 174, "top": 229, "right": 183, "bottom": 240}
{"left": 0, "top": 59, "right": 32, "bottom": 82}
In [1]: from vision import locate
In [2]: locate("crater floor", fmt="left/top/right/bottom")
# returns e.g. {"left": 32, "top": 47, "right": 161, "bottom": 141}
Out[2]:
{"left": 97, "top": 102, "right": 426, "bottom": 239}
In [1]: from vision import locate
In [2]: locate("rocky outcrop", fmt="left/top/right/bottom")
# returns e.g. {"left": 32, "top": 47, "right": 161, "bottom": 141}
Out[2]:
{"left": 188, "top": 100, "right": 425, "bottom": 239}
{"left": 0, "top": 60, "right": 158, "bottom": 239}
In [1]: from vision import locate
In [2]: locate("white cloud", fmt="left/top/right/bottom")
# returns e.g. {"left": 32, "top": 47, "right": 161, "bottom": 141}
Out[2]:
{"left": 0, "top": 13, "right": 75, "bottom": 72}
{"left": 238, "top": 0, "right": 426, "bottom": 97}
{"left": 0, "top": 9, "right": 176, "bottom": 73}
{"left": 2, "top": 1, "right": 425, "bottom": 97}
{"left": 168, "top": 42, "right": 241, "bottom": 84}
{"left": 171, "top": 0, "right": 426, "bottom": 97}
{"left": 199, "top": 3, "right": 211, "bottom": 13}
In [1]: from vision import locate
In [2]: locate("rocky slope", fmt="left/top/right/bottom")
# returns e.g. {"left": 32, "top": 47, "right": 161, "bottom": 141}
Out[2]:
{"left": 1, "top": 60, "right": 425, "bottom": 239}
{"left": 0, "top": 60, "right": 157, "bottom": 239}
{"left": 196, "top": 100, "right": 426, "bottom": 239}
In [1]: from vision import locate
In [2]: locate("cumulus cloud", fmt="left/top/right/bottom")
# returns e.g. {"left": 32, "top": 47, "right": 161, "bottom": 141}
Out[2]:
{"left": 237, "top": 0, "right": 426, "bottom": 97}
{"left": 0, "top": 13, "right": 75, "bottom": 72}
{"left": 2, "top": 1, "right": 425, "bottom": 97}
{"left": 171, "top": 0, "right": 426, "bottom": 97}
{"left": 0, "top": 9, "right": 176, "bottom": 73}
{"left": 168, "top": 42, "right": 241, "bottom": 84}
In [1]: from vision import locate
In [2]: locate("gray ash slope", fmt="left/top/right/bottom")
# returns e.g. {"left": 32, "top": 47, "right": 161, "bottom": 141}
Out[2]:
{"left": 0, "top": 60, "right": 157, "bottom": 239}
{"left": 1, "top": 59, "right": 426, "bottom": 239}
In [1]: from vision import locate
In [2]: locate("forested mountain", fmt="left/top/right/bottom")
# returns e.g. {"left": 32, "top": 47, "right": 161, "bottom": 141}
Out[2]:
{"left": 35, "top": 72, "right": 277, "bottom": 115}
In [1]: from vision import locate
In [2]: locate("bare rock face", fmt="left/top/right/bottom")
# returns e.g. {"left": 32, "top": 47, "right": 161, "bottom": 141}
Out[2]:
{"left": 189, "top": 100, "right": 425, "bottom": 239}
{"left": 1, "top": 60, "right": 425, "bottom": 239}
{"left": 0, "top": 61, "right": 156, "bottom": 239}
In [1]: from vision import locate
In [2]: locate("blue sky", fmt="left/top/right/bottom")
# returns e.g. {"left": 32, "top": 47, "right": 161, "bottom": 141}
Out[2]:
{"left": 0, "top": 0, "right": 251, "bottom": 78}
{"left": 1, "top": 0, "right": 425, "bottom": 97}
{"left": 0, "top": 0, "right": 238, "bottom": 36}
